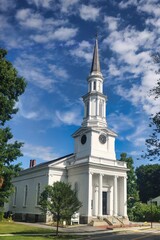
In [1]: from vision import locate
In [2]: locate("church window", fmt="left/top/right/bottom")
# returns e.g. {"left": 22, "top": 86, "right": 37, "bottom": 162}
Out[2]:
{"left": 74, "top": 182, "right": 78, "bottom": 197}
{"left": 13, "top": 187, "right": 17, "bottom": 206}
{"left": 23, "top": 185, "right": 28, "bottom": 207}
{"left": 36, "top": 183, "right": 41, "bottom": 205}
{"left": 86, "top": 102, "right": 89, "bottom": 117}
{"left": 93, "top": 81, "right": 96, "bottom": 90}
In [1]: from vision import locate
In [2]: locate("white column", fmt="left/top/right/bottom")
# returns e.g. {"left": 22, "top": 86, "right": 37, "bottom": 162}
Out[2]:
{"left": 113, "top": 176, "right": 118, "bottom": 216}
{"left": 98, "top": 174, "right": 102, "bottom": 216}
{"left": 94, "top": 186, "right": 98, "bottom": 216}
{"left": 108, "top": 189, "right": 112, "bottom": 215}
{"left": 96, "top": 97, "right": 99, "bottom": 116}
{"left": 123, "top": 176, "right": 127, "bottom": 216}
{"left": 88, "top": 172, "right": 93, "bottom": 216}
{"left": 89, "top": 100, "right": 91, "bottom": 118}
{"left": 103, "top": 100, "right": 106, "bottom": 118}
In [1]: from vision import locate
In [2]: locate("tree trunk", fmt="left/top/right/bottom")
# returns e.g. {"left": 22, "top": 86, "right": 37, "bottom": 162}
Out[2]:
{"left": 56, "top": 218, "right": 59, "bottom": 236}
{"left": 0, "top": 176, "right": 4, "bottom": 188}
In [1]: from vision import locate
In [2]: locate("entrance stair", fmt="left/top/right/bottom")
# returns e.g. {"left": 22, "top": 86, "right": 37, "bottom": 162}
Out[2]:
{"left": 89, "top": 216, "right": 129, "bottom": 227}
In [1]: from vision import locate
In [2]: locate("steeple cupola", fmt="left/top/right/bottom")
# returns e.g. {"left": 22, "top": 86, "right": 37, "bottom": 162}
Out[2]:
{"left": 82, "top": 37, "right": 107, "bottom": 128}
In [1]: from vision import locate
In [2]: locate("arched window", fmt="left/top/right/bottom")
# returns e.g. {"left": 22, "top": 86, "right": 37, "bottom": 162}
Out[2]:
{"left": 93, "top": 81, "right": 96, "bottom": 90}
{"left": 86, "top": 102, "right": 89, "bottom": 117}
{"left": 75, "top": 182, "right": 78, "bottom": 197}
{"left": 90, "top": 82, "right": 92, "bottom": 92}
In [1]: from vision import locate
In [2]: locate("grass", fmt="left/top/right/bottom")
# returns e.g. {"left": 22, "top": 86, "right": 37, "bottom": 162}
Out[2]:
{"left": 0, "top": 222, "right": 81, "bottom": 239}
{"left": 0, "top": 222, "right": 53, "bottom": 234}
{"left": 0, "top": 237, "right": 79, "bottom": 240}
{"left": 0, "top": 237, "right": 51, "bottom": 240}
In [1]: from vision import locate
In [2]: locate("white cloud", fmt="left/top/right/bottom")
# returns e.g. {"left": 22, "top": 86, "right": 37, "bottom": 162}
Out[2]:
{"left": 0, "top": 0, "right": 16, "bottom": 11}
{"left": 52, "top": 27, "right": 78, "bottom": 41}
{"left": 0, "top": 14, "right": 28, "bottom": 49}
{"left": 79, "top": 4, "right": 100, "bottom": 21}
{"left": 108, "top": 62, "right": 121, "bottom": 77}
{"left": 16, "top": 89, "right": 53, "bottom": 121}
{"left": 119, "top": 0, "right": 138, "bottom": 9}
{"left": 108, "top": 112, "right": 134, "bottom": 134}
{"left": 16, "top": 9, "right": 46, "bottom": 30}
{"left": 116, "top": 83, "right": 160, "bottom": 116}
{"left": 70, "top": 40, "right": 92, "bottom": 63}
{"left": 31, "top": 27, "right": 78, "bottom": 43}
{"left": 137, "top": 0, "right": 160, "bottom": 17}
{"left": 60, "top": 0, "right": 79, "bottom": 13}
{"left": 126, "top": 120, "right": 148, "bottom": 146}
{"left": 14, "top": 54, "right": 55, "bottom": 92}
{"left": 16, "top": 8, "right": 69, "bottom": 34}
{"left": 56, "top": 108, "right": 82, "bottom": 126}
{"left": 22, "top": 143, "right": 59, "bottom": 161}
{"left": 26, "top": 0, "right": 52, "bottom": 8}
{"left": 49, "top": 64, "right": 69, "bottom": 79}
{"left": 104, "top": 16, "right": 119, "bottom": 31}
{"left": 103, "top": 14, "right": 159, "bottom": 117}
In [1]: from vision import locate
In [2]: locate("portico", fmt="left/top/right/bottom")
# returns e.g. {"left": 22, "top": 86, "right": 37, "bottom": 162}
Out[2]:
{"left": 88, "top": 172, "right": 127, "bottom": 219}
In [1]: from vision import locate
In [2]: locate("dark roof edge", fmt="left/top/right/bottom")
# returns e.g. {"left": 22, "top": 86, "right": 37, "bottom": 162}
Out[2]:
{"left": 21, "top": 153, "right": 74, "bottom": 173}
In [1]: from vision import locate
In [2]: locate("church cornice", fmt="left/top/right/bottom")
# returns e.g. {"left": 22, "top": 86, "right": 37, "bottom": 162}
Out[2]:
{"left": 82, "top": 92, "right": 107, "bottom": 101}
{"left": 67, "top": 161, "right": 128, "bottom": 174}
{"left": 72, "top": 126, "right": 117, "bottom": 138}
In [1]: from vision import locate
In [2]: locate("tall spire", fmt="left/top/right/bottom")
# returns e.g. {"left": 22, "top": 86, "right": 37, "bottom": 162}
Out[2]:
{"left": 90, "top": 36, "right": 101, "bottom": 74}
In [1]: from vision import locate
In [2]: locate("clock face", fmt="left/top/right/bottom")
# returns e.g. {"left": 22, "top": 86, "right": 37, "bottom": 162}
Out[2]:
{"left": 81, "top": 134, "right": 87, "bottom": 144}
{"left": 99, "top": 134, "right": 106, "bottom": 144}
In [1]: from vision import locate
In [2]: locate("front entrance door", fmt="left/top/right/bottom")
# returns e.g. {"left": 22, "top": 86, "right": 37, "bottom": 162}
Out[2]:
{"left": 102, "top": 191, "right": 107, "bottom": 215}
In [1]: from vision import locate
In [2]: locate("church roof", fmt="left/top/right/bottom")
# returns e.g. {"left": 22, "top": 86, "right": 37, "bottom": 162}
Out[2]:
{"left": 90, "top": 36, "right": 101, "bottom": 74}
{"left": 35, "top": 153, "right": 74, "bottom": 168}
{"left": 20, "top": 153, "right": 74, "bottom": 173}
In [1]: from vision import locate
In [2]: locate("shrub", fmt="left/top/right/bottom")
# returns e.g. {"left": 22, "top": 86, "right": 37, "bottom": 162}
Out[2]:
{"left": 132, "top": 202, "right": 160, "bottom": 222}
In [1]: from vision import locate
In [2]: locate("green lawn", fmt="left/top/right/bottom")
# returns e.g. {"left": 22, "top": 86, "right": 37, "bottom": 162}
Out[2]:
{"left": 0, "top": 222, "right": 53, "bottom": 234}
{"left": 0, "top": 222, "right": 80, "bottom": 239}
{"left": 0, "top": 237, "right": 52, "bottom": 240}
{"left": 0, "top": 236, "right": 78, "bottom": 240}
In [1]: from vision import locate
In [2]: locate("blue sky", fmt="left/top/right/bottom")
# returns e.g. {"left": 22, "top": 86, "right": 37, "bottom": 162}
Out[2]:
{"left": 0, "top": 0, "right": 160, "bottom": 169}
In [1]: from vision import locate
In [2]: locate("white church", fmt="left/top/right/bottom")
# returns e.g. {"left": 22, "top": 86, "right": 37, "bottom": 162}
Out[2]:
{"left": 7, "top": 38, "right": 128, "bottom": 225}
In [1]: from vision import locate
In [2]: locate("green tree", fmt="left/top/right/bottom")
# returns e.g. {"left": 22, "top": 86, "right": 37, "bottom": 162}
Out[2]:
{"left": 132, "top": 202, "right": 160, "bottom": 222}
{"left": 143, "top": 53, "right": 160, "bottom": 161}
{"left": 136, "top": 164, "right": 160, "bottom": 203}
{"left": 119, "top": 153, "right": 139, "bottom": 220}
{"left": 0, "top": 49, "right": 26, "bottom": 209}
{"left": 39, "top": 181, "right": 82, "bottom": 236}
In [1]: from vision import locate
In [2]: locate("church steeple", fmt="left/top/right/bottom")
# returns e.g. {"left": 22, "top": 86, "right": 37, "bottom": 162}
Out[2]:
{"left": 81, "top": 37, "right": 107, "bottom": 128}
{"left": 72, "top": 37, "right": 117, "bottom": 162}
{"left": 90, "top": 37, "right": 101, "bottom": 75}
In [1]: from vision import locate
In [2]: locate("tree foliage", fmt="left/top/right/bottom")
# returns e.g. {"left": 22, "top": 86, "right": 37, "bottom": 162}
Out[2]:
{"left": 119, "top": 153, "right": 139, "bottom": 220}
{"left": 39, "top": 181, "right": 82, "bottom": 236}
{"left": 0, "top": 48, "right": 26, "bottom": 207}
{"left": 136, "top": 164, "right": 160, "bottom": 203}
{"left": 132, "top": 202, "right": 160, "bottom": 222}
{"left": 143, "top": 53, "right": 160, "bottom": 161}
